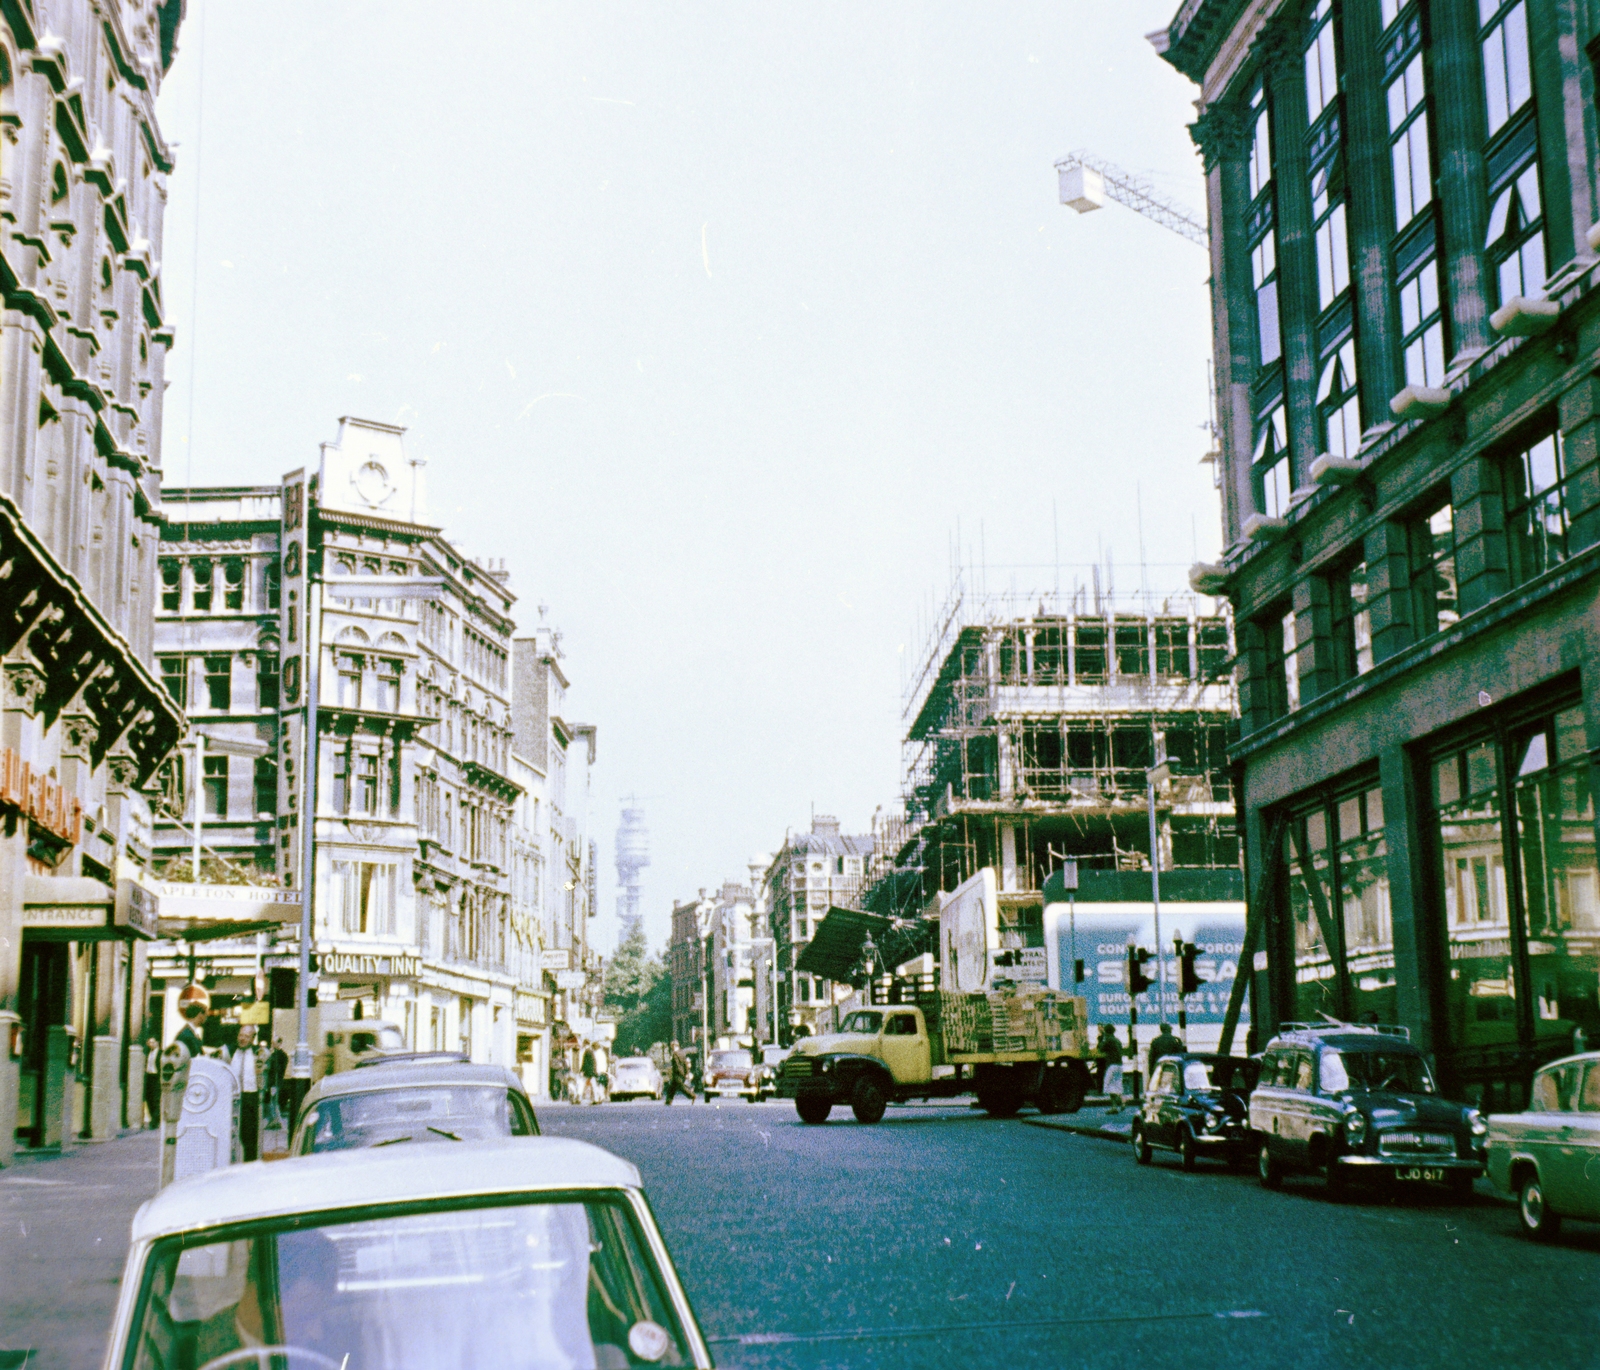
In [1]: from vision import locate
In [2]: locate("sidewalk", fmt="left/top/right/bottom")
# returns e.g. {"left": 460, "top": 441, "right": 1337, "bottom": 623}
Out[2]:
{"left": 0, "top": 1129, "right": 162, "bottom": 1370}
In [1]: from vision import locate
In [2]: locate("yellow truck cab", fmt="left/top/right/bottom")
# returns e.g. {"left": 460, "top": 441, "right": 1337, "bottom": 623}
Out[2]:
{"left": 781, "top": 993, "right": 1089, "bottom": 1124}
{"left": 313, "top": 1020, "right": 408, "bottom": 1080}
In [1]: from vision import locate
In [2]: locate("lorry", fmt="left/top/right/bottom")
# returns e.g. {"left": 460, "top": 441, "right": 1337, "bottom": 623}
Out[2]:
{"left": 778, "top": 987, "right": 1092, "bottom": 1123}
{"left": 781, "top": 867, "right": 1096, "bottom": 1123}
{"left": 312, "top": 1020, "right": 407, "bottom": 1080}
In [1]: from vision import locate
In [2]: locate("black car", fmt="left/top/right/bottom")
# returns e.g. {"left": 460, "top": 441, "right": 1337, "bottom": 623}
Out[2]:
{"left": 1249, "top": 1023, "right": 1487, "bottom": 1198}
{"left": 1131, "top": 1053, "right": 1260, "bottom": 1170}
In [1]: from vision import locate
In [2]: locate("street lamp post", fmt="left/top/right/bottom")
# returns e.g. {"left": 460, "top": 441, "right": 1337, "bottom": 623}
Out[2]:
{"left": 1145, "top": 755, "right": 1171, "bottom": 1019}
{"left": 286, "top": 575, "right": 322, "bottom": 1132}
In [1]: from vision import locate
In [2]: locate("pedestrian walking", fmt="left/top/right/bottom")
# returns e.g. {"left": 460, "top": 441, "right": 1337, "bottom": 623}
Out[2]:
{"left": 143, "top": 1037, "right": 160, "bottom": 1128}
{"left": 580, "top": 1042, "right": 598, "bottom": 1104}
{"left": 593, "top": 1041, "right": 609, "bottom": 1104}
{"left": 1148, "top": 1022, "right": 1184, "bottom": 1073}
{"left": 264, "top": 1037, "right": 288, "bottom": 1129}
{"left": 663, "top": 1040, "right": 693, "bottom": 1105}
{"left": 232, "top": 1025, "right": 261, "bottom": 1161}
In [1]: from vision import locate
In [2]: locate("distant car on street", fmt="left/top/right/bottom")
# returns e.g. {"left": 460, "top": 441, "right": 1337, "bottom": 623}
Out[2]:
{"left": 1487, "top": 1051, "right": 1600, "bottom": 1239}
{"left": 1250, "top": 1022, "right": 1485, "bottom": 1199}
{"left": 106, "top": 1137, "right": 713, "bottom": 1368}
{"left": 610, "top": 1055, "right": 664, "bottom": 1101}
{"left": 1131, "top": 1053, "right": 1259, "bottom": 1170}
{"left": 290, "top": 1055, "right": 540, "bottom": 1155}
{"left": 755, "top": 1044, "right": 790, "bottom": 1100}
{"left": 704, "top": 1048, "right": 760, "bottom": 1102}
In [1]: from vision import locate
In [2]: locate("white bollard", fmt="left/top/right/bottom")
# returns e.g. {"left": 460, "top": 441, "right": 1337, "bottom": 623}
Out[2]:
{"left": 169, "top": 1056, "right": 240, "bottom": 1185}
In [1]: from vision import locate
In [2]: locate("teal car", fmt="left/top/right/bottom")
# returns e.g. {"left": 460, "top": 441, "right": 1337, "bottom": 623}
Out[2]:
{"left": 1488, "top": 1051, "right": 1600, "bottom": 1239}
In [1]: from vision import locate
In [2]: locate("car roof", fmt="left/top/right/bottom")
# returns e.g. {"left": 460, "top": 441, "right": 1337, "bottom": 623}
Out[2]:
{"left": 1270, "top": 1025, "right": 1418, "bottom": 1052}
{"left": 614, "top": 1056, "right": 655, "bottom": 1065}
{"left": 132, "top": 1137, "right": 641, "bottom": 1243}
{"left": 302, "top": 1059, "right": 526, "bottom": 1106}
{"left": 1533, "top": 1051, "right": 1600, "bottom": 1072}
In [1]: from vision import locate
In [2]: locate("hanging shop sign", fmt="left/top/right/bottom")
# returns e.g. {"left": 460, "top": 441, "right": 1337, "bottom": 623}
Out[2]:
{"left": 554, "top": 969, "right": 587, "bottom": 990}
{"left": 540, "top": 950, "right": 571, "bottom": 971}
{"left": 0, "top": 748, "right": 82, "bottom": 847}
{"left": 20, "top": 875, "right": 158, "bottom": 941}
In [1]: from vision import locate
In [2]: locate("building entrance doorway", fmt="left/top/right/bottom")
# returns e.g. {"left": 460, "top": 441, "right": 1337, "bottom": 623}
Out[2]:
{"left": 16, "top": 940, "right": 70, "bottom": 1149}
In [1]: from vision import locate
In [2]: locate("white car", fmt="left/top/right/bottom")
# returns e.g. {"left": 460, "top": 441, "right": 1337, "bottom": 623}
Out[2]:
{"left": 105, "top": 1137, "right": 713, "bottom": 1368}
{"left": 1488, "top": 1051, "right": 1600, "bottom": 1239}
{"left": 610, "top": 1055, "right": 664, "bottom": 1101}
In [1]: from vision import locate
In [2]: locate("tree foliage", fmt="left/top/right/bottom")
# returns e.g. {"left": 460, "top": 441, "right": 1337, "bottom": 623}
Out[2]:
{"left": 602, "top": 924, "right": 672, "bottom": 1057}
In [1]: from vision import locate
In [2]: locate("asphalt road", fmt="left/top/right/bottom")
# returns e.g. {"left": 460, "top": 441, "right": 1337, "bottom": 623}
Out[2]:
{"left": 542, "top": 1097, "right": 1600, "bottom": 1370}
{"left": 5, "top": 1103, "right": 1600, "bottom": 1369}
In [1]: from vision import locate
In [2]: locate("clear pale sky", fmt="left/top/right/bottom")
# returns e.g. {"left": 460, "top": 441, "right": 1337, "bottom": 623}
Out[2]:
{"left": 155, "top": 3, "right": 1214, "bottom": 955}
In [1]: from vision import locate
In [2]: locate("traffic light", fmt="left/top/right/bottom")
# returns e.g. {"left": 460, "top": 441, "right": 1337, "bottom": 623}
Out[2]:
{"left": 1177, "top": 941, "right": 1201, "bottom": 996}
{"left": 1073, "top": 958, "right": 1086, "bottom": 984}
{"left": 1127, "top": 946, "right": 1152, "bottom": 996}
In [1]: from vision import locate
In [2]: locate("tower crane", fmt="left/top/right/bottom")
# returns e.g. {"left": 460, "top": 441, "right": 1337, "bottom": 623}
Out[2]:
{"left": 1054, "top": 150, "right": 1208, "bottom": 247}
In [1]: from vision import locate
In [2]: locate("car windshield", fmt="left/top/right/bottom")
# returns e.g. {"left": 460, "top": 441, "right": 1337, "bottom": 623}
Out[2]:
{"left": 297, "top": 1086, "right": 533, "bottom": 1154}
{"left": 761, "top": 1046, "right": 787, "bottom": 1065}
{"left": 1181, "top": 1057, "right": 1258, "bottom": 1093}
{"left": 709, "top": 1050, "right": 751, "bottom": 1071}
{"left": 127, "top": 1194, "right": 691, "bottom": 1370}
{"left": 1321, "top": 1049, "right": 1434, "bottom": 1094}
{"left": 615, "top": 1058, "right": 653, "bottom": 1074}
{"left": 840, "top": 1011, "right": 883, "bottom": 1034}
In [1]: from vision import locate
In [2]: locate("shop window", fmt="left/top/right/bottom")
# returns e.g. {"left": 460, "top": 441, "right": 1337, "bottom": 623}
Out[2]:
{"left": 1328, "top": 558, "right": 1373, "bottom": 683}
{"left": 1398, "top": 258, "right": 1446, "bottom": 388}
{"left": 202, "top": 755, "right": 228, "bottom": 819}
{"left": 1480, "top": 0, "right": 1532, "bottom": 138}
{"left": 222, "top": 559, "right": 245, "bottom": 611}
{"left": 1387, "top": 51, "right": 1431, "bottom": 230}
{"left": 191, "top": 559, "right": 213, "bottom": 613}
{"left": 1432, "top": 709, "right": 1597, "bottom": 1097}
{"left": 1254, "top": 405, "right": 1291, "bottom": 520}
{"left": 1487, "top": 161, "right": 1545, "bottom": 303}
{"left": 203, "top": 655, "right": 231, "bottom": 710}
{"left": 1409, "top": 501, "right": 1458, "bottom": 636}
{"left": 160, "top": 560, "right": 181, "bottom": 612}
{"left": 1286, "top": 783, "right": 1394, "bottom": 1026}
{"left": 1317, "top": 340, "right": 1361, "bottom": 459}
{"left": 159, "top": 655, "right": 186, "bottom": 708}
{"left": 1504, "top": 431, "right": 1572, "bottom": 584}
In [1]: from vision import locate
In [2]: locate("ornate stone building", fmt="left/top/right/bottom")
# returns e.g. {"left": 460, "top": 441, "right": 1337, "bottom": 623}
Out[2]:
{"left": 1156, "top": 0, "right": 1600, "bottom": 1103}
{"left": 151, "top": 418, "right": 598, "bottom": 1096}
{"left": 1, "top": 1, "right": 187, "bottom": 1163}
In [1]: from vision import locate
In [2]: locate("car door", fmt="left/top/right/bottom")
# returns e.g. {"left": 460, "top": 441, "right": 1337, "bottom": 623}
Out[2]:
{"left": 1149, "top": 1063, "right": 1181, "bottom": 1147}
{"left": 878, "top": 1012, "right": 929, "bottom": 1084}
{"left": 1521, "top": 1062, "right": 1581, "bottom": 1209}
{"left": 1562, "top": 1062, "right": 1600, "bottom": 1220}
{"left": 1251, "top": 1049, "right": 1289, "bottom": 1153}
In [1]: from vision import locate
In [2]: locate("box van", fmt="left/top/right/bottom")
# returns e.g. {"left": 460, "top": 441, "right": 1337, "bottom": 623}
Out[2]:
{"left": 314, "top": 1021, "right": 407, "bottom": 1080}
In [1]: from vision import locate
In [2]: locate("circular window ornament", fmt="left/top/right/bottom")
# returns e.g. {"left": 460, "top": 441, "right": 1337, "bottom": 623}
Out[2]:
{"left": 352, "top": 459, "right": 393, "bottom": 507}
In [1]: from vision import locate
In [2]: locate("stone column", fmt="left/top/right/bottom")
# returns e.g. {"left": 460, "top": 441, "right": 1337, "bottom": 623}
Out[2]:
{"left": 1363, "top": 520, "right": 1417, "bottom": 663}
{"left": 1260, "top": 20, "right": 1320, "bottom": 477}
{"left": 1428, "top": 0, "right": 1494, "bottom": 357}
{"left": 1191, "top": 101, "right": 1257, "bottom": 543}
{"left": 1559, "top": 373, "right": 1600, "bottom": 553}
{"left": 1450, "top": 456, "right": 1510, "bottom": 614}
{"left": 1291, "top": 573, "right": 1339, "bottom": 703}
{"left": 1340, "top": 0, "right": 1405, "bottom": 414}
{"left": 1527, "top": 0, "right": 1592, "bottom": 268}
{"left": 1236, "top": 615, "right": 1276, "bottom": 735}
{"left": 1379, "top": 744, "right": 1442, "bottom": 1061}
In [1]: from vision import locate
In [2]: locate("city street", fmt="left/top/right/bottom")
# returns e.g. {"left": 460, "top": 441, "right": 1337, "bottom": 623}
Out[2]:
{"left": 5, "top": 1102, "right": 1600, "bottom": 1369}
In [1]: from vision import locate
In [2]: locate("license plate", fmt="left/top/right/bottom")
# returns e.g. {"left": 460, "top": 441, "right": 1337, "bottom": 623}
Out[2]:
{"left": 1396, "top": 1166, "right": 1446, "bottom": 1182}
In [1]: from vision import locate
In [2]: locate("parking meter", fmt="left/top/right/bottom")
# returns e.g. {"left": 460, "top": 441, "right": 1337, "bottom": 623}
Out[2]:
{"left": 158, "top": 1043, "right": 191, "bottom": 1189}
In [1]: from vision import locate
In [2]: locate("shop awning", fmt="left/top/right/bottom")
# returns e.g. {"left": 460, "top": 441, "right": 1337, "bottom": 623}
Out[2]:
{"left": 154, "top": 882, "right": 304, "bottom": 942}
{"left": 796, "top": 906, "right": 936, "bottom": 984}
{"left": 21, "top": 875, "right": 158, "bottom": 941}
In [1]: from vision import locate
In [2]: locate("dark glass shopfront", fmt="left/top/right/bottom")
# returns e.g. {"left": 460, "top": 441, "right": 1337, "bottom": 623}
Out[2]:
{"left": 1269, "top": 696, "right": 1597, "bottom": 1109}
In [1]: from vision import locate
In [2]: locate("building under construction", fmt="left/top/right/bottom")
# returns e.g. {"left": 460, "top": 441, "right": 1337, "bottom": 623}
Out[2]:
{"left": 862, "top": 578, "right": 1240, "bottom": 926}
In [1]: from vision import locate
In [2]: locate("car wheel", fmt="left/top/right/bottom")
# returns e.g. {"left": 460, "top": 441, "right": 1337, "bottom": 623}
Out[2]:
{"left": 851, "top": 1076, "right": 888, "bottom": 1125}
{"left": 1132, "top": 1125, "right": 1152, "bottom": 1165}
{"left": 1519, "top": 1174, "right": 1562, "bottom": 1240}
{"left": 1180, "top": 1127, "right": 1199, "bottom": 1172}
{"left": 1258, "top": 1142, "right": 1283, "bottom": 1190}
{"left": 796, "top": 1094, "right": 831, "bottom": 1124}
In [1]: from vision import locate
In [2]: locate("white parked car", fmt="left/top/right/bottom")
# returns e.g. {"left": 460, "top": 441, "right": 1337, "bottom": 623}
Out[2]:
{"left": 610, "top": 1055, "right": 664, "bottom": 1101}
{"left": 105, "top": 1137, "right": 713, "bottom": 1368}
{"left": 1488, "top": 1051, "right": 1600, "bottom": 1239}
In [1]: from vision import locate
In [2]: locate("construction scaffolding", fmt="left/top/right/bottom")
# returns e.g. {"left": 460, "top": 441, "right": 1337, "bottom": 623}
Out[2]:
{"left": 862, "top": 568, "right": 1239, "bottom": 921}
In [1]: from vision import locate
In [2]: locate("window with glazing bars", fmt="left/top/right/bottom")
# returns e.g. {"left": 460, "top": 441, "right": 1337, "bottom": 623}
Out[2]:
{"left": 191, "top": 558, "right": 213, "bottom": 613}
{"left": 1254, "top": 404, "right": 1291, "bottom": 519}
{"left": 1399, "top": 257, "right": 1446, "bottom": 387}
{"left": 1328, "top": 557, "right": 1373, "bottom": 683}
{"left": 1317, "top": 339, "right": 1361, "bottom": 459}
{"left": 222, "top": 559, "right": 245, "bottom": 611}
{"left": 160, "top": 560, "right": 181, "bottom": 612}
{"left": 1248, "top": 84, "right": 1281, "bottom": 367}
{"left": 203, "top": 655, "right": 231, "bottom": 710}
{"left": 1305, "top": 1, "right": 1349, "bottom": 313}
{"left": 1487, "top": 160, "right": 1545, "bottom": 303}
{"left": 1480, "top": 0, "right": 1532, "bottom": 138}
{"left": 1504, "top": 430, "right": 1572, "bottom": 584}
{"left": 1409, "top": 501, "right": 1459, "bottom": 635}
{"left": 159, "top": 655, "right": 186, "bottom": 707}
{"left": 1387, "top": 50, "right": 1431, "bottom": 231}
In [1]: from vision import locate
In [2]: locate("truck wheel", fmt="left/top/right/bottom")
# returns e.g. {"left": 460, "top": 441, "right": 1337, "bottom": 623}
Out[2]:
{"left": 851, "top": 1077, "right": 888, "bottom": 1124}
{"left": 796, "top": 1094, "right": 831, "bottom": 1125}
{"left": 1037, "top": 1063, "right": 1088, "bottom": 1115}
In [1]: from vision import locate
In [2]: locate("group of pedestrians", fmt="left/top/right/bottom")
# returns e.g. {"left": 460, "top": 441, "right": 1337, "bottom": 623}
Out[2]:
{"left": 142, "top": 1026, "right": 294, "bottom": 1155}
